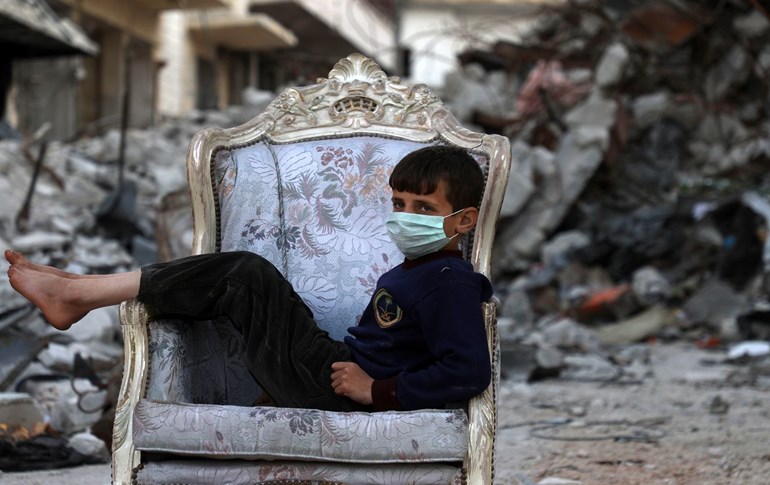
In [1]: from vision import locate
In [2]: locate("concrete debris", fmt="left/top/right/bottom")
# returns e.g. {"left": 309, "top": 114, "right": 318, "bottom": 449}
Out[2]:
{"left": 444, "top": 0, "right": 770, "bottom": 388}
{"left": 67, "top": 432, "right": 109, "bottom": 463}
{"left": 0, "top": 393, "right": 45, "bottom": 431}
{"left": 0, "top": 103, "right": 269, "bottom": 467}
{"left": 1, "top": 0, "right": 769, "bottom": 474}
{"left": 594, "top": 42, "right": 629, "bottom": 88}
{"left": 595, "top": 305, "right": 679, "bottom": 345}
{"left": 727, "top": 341, "right": 770, "bottom": 360}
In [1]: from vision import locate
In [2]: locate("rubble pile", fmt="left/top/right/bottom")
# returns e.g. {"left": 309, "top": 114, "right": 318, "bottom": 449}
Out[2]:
{"left": 0, "top": 91, "right": 272, "bottom": 468}
{"left": 446, "top": 0, "right": 770, "bottom": 383}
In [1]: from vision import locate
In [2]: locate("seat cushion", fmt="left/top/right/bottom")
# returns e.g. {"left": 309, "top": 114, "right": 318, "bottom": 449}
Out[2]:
{"left": 133, "top": 399, "right": 468, "bottom": 464}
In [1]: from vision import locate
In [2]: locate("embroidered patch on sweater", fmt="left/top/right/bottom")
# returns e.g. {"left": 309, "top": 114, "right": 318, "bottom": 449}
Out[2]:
{"left": 373, "top": 288, "right": 402, "bottom": 328}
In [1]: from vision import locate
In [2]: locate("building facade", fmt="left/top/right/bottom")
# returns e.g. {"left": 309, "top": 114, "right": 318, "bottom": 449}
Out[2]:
{"left": 398, "top": 0, "right": 563, "bottom": 88}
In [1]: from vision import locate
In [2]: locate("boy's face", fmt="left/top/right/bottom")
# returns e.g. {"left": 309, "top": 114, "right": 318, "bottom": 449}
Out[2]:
{"left": 391, "top": 181, "right": 454, "bottom": 217}
{"left": 391, "top": 181, "right": 478, "bottom": 250}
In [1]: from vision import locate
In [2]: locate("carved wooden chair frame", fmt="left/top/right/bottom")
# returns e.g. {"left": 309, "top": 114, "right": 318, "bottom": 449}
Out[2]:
{"left": 111, "top": 53, "right": 511, "bottom": 484}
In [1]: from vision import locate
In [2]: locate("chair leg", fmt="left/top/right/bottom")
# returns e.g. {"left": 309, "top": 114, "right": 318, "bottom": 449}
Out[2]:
{"left": 112, "top": 300, "right": 150, "bottom": 484}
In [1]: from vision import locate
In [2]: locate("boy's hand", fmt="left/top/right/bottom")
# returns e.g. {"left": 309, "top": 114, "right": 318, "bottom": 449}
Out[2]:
{"left": 330, "top": 362, "right": 373, "bottom": 405}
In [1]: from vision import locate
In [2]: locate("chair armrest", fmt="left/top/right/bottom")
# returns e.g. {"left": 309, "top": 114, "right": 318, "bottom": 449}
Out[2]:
{"left": 465, "top": 300, "right": 499, "bottom": 484}
{"left": 112, "top": 300, "right": 150, "bottom": 485}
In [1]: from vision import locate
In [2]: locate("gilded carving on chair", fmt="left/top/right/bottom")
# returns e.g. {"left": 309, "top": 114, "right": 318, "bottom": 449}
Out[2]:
{"left": 264, "top": 53, "right": 441, "bottom": 132}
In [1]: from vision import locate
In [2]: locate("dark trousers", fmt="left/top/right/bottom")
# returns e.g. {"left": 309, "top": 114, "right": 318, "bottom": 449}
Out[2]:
{"left": 137, "top": 251, "right": 366, "bottom": 412}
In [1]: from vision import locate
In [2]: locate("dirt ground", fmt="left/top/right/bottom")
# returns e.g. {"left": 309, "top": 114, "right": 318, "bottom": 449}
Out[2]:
{"left": 2, "top": 342, "right": 768, "bottom": 485}
{"left": 495, "top": 342, "right": 770, "bottom": 485}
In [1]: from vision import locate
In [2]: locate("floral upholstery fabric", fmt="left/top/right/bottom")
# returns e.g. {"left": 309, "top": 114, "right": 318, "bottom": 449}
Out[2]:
{"left": 133, "top": 400, "right": 469, "bottom": 463}
{"left": 137, "top": 136, "right": 492, "bottom": 480}
{"left": 135, "top": 460, "right": 464, "bottom": 485}
{"left": 146, "top": 319, "right": 260, "bottom": 405}
{"left": 214, "top": 137, "right": 439, "bottom": 340}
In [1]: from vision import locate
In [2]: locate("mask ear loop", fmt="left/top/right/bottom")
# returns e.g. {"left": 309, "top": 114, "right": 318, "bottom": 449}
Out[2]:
{"left": 444, "top": 208, "right": 465, "bottom": 219}
{"left": 445, "top": 208, "right": 466, "bottom": 239}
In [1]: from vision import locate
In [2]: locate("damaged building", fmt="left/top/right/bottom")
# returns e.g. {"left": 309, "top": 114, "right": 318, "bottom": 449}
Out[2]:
{"left": 1, "top": 0, "right": 770, "bottom": 481}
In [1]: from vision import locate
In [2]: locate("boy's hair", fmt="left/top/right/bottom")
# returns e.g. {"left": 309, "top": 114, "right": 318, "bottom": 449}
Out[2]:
{"left": 389, "top": 146, "right": 485, "bottom": 210}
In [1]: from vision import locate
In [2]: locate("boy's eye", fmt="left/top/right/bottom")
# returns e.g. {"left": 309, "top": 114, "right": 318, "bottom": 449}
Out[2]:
{"left": 420, "top": 204, "right": 434, "bottom": 213}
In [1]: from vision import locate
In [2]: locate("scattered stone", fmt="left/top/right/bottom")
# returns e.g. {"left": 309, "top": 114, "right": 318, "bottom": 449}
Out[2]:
{"left": 538, "top": 477, "right": 582, "bottom": 485}
{"left": 596, "top": 305, "right": 678, "bottom": 345}
{"left": 535, "top": 344, "right": 565, "bottom": 371}
{"left": 708, "top": 395, "right": 730, "bottom": 415}
{"left": 58, "top": 306, "right": 119, "bottom": 344}
{"left": 10, "top": 231, "right": 70, "bottom": 253}
{"left": 595, "top": 42, "right": 629, "bottom": 87}
{"left": 631, "top": 266, "right": 671, "bottom": 305}
{"left": 561, "top": 354, "right": 619, "bottom": 382}
{"left": 539, "top": 318, "right": 602, "bottom": 353}
{"left": 68, "top": 432, "right": 110, "bottom": 463}
{"left": 727, "top": 341, "right": 770, "bottom": 360}
{"left": 0, "top": 392, "right": 45, "bottom": 430}
{"left": 632, "top": 91, "right": 670, "bottom": 129}
{"left": 682, "top": 279, "right": 749, "bottom": 331}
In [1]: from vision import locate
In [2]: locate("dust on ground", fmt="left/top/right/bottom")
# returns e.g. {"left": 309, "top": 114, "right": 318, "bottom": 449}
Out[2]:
{"left": 495, "top": 342, "right": 770, "bottom": 485}
{"left": 1, "top": 343, "right": 768, "bottom": 485}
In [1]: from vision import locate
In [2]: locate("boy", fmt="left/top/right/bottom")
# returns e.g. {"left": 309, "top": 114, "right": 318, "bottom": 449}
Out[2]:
{"left": 5, "top": 145, "right": 492, "bottom": 413}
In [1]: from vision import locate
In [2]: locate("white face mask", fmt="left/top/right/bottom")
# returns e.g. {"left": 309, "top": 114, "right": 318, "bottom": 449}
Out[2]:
{"left": 385, "top": 209, "right": 464, "bottom": 260}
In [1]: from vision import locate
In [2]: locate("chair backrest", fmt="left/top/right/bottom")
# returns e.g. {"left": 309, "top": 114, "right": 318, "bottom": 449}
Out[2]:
{"left": 186, "top": 53, "right": 511, "bottom": 340}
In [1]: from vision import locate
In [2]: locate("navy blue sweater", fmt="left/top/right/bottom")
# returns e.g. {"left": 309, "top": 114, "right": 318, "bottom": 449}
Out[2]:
{"left": 345, "top": 250, "right": 493, "bottom": 411}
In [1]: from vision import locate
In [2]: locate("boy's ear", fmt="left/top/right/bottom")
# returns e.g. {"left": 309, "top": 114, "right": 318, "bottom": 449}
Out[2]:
{"left": 456, "top": 207, "right": 479, "bottom": 234}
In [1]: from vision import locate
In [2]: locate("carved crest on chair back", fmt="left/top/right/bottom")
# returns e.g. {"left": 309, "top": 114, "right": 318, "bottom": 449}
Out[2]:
{"left": 264, "top": 53, "right": 442, "bottom": 134}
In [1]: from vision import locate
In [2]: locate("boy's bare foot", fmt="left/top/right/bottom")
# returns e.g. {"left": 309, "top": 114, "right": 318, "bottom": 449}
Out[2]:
{"left": 4, "top": 249, "right": 97, "bottom": 279}
{"left": 5, "top": 250, "right": 89, "bottom": 330}
{"left": 5, "top": 249, "right": 141, "bottom": 331}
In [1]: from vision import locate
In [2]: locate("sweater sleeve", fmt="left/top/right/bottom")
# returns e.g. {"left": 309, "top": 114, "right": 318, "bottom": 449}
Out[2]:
{"left": 371, "top": 377, "right": 400, "bottom": 411}
{"left": 394, "top": 279, "right": 491, "bottom": 410}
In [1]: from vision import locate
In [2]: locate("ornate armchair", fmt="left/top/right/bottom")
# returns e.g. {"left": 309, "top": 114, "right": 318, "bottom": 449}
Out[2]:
{"left": 112, "top": 53, "right": 511, "bottom": 485}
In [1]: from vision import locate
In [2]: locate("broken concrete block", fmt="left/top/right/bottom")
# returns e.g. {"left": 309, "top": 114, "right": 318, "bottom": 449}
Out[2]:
{"left": 573, "top": 125, "right": 609, "bottom": 150}
{"left": 696, "top": 113, "right": 749, "bottom": 145}
{"left": 596, "top": 305, "right": 679, "bottom": 344}
{"left": 494, "top": 132, "right": 604, "bottom": 269}
{"left": 10, "top": 231, "right": 70, "bottom": 253}
{"left": 595, "top": 42, "right": 629, "bottom": 87}
{"left": 500, "top": 342, "right": 537, "bottom": 381}
{"left": 613, "top": 344, "right": 650, "bottom": 366}
{"left": 535, "top": 344, "right": 565, "bottom": 370}
{"left": 500, "top": 141, "right": 537, "bottom": 219}
{"left": 682, "top": 278, "right": 749, "bottom": 330}
{"left": 150, "top": 164, "right": 187, "bottom": 198}
{"left": 564, "top": 92, "right": 617, "bottom": 129}
{"left": 500, "top": 288, "right": 535, "bottom": 333}
{"left": 632, "top": 91, "right": 671, "bottom": 129}
{"left": 727, "top": 341, "right": 770, "bottom": 360}
{"left": 26, "top": 378, "right": 107, "bottom": 435}
{"left": 72, "top": 236, "right": 134, "bottom": 269}
{"left": 56, "top": 306, "right": 118, "bottom": 344}
{"left": 68, "top": 431, "right": 109, "bottom": 463}
{"left": 538, "top": 477, "right": 582, "bottom": 485}
{"left": 561, "top": 354, "right": 618, "bottom": 381}
{"left": 540, "top": 318, "right": 602, "bottom": 353}
{"left": 704, "top": 45, "right": 750, "bottom": 101}
{"left": 0, "top": 392, "right": 45, "bottom": 430}
{"left": 631, "top": 266, "right": 671, "bottom": 305}
{"left": 733, "top": 9, "right": 770, "bottom": 38}
{"left": 580, "top": 13, "right": 604, "bottom": 37}
{"left": 37, "top": 342, "right": 76, "bottom": 372}
{"left": 541, "top": 231, "right": 591, "bottom": 267}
